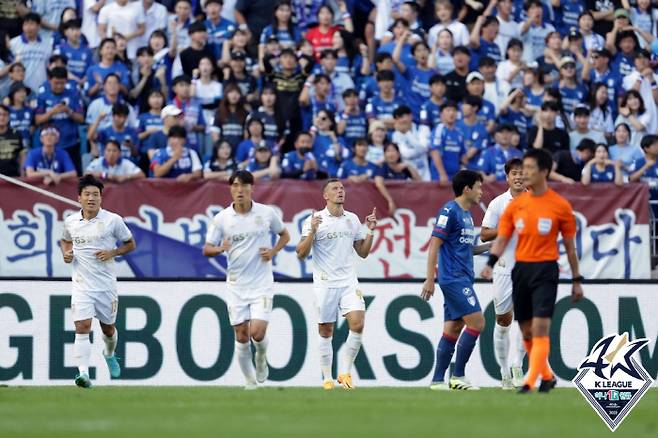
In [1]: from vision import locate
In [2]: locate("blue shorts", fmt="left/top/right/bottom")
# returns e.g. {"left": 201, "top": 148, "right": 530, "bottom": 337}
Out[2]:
{"left": 439, "top": 281, "right": 482, "bottom": 321}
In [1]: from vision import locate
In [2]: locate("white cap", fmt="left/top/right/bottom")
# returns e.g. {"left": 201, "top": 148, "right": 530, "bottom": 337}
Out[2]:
{"left": 466, "top": 71, "right": 484, "bottom": 83}
{"left": 160, "top": 104, "right": 183, "bottom": 119}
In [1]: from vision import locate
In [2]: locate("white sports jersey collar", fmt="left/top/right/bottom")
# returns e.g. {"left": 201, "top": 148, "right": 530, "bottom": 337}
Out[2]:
{"left": 321, "top": 206, "right": 346, "bottom": 217}
{"left": 76, "top": 208, "right": 107, "bottom": 223}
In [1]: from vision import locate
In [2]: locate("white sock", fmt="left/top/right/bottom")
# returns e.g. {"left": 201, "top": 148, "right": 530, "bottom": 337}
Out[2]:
{"left": 494, "top": 323, "right": 511, "bottom": 379}
{"left": 341, "top": 331, "right": 362, "bottom": 375}
{"left": 102, "top": 330, "right": 118, "bottom": 357}
{"left": 253, "top": 337, "right": 268, "bottom": 364}
{"left": 74, "top": 333, "right": 91, "bottom": 375}
{"left": 235, "top": 341, "right": 257, "bottom": 384}
{"left": 510, "top": 323, "right": 526, "bottom": 369}
{"left": 318, "top": 335, "right": 333, "bottom": 381}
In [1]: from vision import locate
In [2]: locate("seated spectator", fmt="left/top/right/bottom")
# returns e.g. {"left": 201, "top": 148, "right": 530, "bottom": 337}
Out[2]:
{"left": 249, "top": 85, "right": 281, "bottom": 145}
{"left": 131, "top": 47, "right": 167, "bottom": 114}
{"left": 366, "top": 120, "right": 387, "bottom": 165}
{"left": 311, "top": 109, "right": 350, "bottom": 178}
{"left": 443, "top": 46, "right": 471, "bottom": 103}
{"left": 497, "top": 88, "right": 532, "bottom": 149}
{"left": 86, "top": 73, "right": 138, "bottom": 131}
{"left": 336, "top": 88, "right": 367, "bottom": 148}
{"left": 138, "top": 90, "right": 166, "bottom": 143}
{"left": 172, "top": 74, "right": 206, "bottom": 151}
{"left": 24, "top": 126, "right": 77, "bottom": 184}
{"left": 381, "top": 142, "right": 421, "bottom": 181}
{"left": 463, "top": 71, "right": 496, "bottom": 132}
{"left": 204, "top": 139, "right": 237, "bottom": 180}
{"left": 85, "top": 38, "right": 131, "bottom": 98}
{"left": 469, "top": 15, "right": 502, "bottom": 68}
{"left": 88, "top": 103, "right": 140, "bottom": 162}
{"left": 520, "top": 0, "right": 555, "bottom": 64}
{"left": 581, "top": 143, "right": 623, "bottom": 186}
{"left": 429, "top": 29, "right": 455, "bottom": 75}
{"left": 615, "top": 90, "right": 650, "bottom": 148}
{"left": 496, "top": 39, "right": 525, "bottom": 95}
{"left": 528, "top": 101, "right": 570, "bottom": 153}
{"left": 457, "top": 95, "right": 489, "bottom": 170}
{"left": 85, "top": 139, "right": 145, "bottom": 182}
{"left": 144, "top": 105, "right": 184, "bottom": 158}
{"left": 366, "top": 69, "right": 406, "bottom": 130}
{"left": 7, "top": 82, "right": 34, "bottom": 149}
{"left": 630, "top": 135, "right": 658, "bottom": 183}
{"left": 305, "top": 5, "right": 349, "bottom": 60}
{"left": 56, "top": 18, "right": 93, "bottom": 86}
{"left": 556, "top": 56, "right": 589, "bottom": 116}
{"left": 281, "top": 131, "right": 317, "bottom": 180}
{"left": 587, "top": 82, "right": 615, "bottom": 139}
{"left": 0, "top": 104, "right": 24, "bottom": 177}
{"left": 569, "top": 106, "right": 606, "bottom": 151}
{"left": 245, "top": 142, "right": 280, "bottom": 182}
{"left": 419, "top": 74, "right": 447, "bottom": 132}
{"left": 235, "top": 118, "right": 275, "bottom": 167}
{"left": 391, "top": 105, "right": 429, "bottom": 181}
{"left": 609, "top": 122, "right": 644, "bottom": 174}
{"left": 313, "top": 49, "right": 354, "bottom": 109}
{"left": 223, "top": 50, "right": 258, "bottom": 104}
{"left": 478, "top": 123, "right": 523, "bottom": 182}
{"left": 551, "top": 138, "right": 596, "bottom": 184}
{"left": 430, "top": 101, "right": 466, "bottom": 184}
{"left": 211, "top": 82, "right": 248, "bottom": 150}
{"left": 150, "top": 126, "right": 203, "bottom": 181}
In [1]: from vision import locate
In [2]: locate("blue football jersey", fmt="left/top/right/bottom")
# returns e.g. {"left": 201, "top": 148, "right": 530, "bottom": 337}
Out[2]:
{"left": 432, "top": 200, "right": 476, "bottom": 285}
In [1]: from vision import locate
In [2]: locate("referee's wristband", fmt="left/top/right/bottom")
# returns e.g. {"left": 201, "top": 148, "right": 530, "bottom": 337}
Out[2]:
{"left": 572, "top": 275, "right": 585, "bottom": 283}
{"left": 486, "top": 254, "right": 499, "bottom": 268}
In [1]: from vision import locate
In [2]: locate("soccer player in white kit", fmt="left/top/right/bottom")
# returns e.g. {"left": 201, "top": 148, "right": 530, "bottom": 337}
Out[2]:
{"left": 480, "top": 158, "right": 526, "bottom": 389}
{"left": 296, "top": 178, "right": 378, "bottom": 390}
{"left": 203, "top": 170, "right": 290, "bottom": 389}
{"left": 60, "top": 175, "right": 136, "bottom": 388}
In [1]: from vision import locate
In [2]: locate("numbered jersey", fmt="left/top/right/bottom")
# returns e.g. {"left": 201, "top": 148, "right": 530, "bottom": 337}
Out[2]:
{"left": 62, "top": 208, "right": 133, "bottom": 293}
{"left": 301, "top": 208, "right": 366, "bottom": 287}
{"left": 206, "top": 202, "right": 285, "bottom": 290}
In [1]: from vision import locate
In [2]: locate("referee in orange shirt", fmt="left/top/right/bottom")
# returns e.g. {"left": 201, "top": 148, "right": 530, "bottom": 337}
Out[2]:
{"left": 481, "top": 149, "right": 584, "bottom": 393}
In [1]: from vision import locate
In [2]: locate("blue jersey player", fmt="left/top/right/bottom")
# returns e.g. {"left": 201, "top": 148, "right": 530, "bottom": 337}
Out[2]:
{"left": 421, "top": 170, "right": 490, "bottom": 390}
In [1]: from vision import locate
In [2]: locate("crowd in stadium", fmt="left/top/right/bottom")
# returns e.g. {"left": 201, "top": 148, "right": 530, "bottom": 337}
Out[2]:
{"left": 1, "top": 0, "right": 658, "bottom": 194}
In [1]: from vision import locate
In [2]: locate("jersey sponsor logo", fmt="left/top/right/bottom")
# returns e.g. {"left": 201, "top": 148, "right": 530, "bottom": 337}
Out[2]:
{"left": 537, "top": 217, "right": 552, "bottom": 235}
{"left": 437, "top": 215, "right": 448, "bottom": 227}
{"left": 573, "top": 333, "right": 653, "bottom": 432}
{"left": 326, "top": 231, "right": 353, "bottom": 239}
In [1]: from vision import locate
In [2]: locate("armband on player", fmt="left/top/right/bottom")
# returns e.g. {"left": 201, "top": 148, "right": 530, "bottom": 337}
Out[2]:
{"left": 486, "top": 254, "right": 499, "bottom": 268}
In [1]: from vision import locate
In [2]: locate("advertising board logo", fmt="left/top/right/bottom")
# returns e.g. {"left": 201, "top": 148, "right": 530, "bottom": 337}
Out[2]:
{"left": 572, "top": 333, "right": 654, "bottom": 431}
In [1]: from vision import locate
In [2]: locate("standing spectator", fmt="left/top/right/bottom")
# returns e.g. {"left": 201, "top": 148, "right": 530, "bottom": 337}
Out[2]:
{"left": 281, "top": 131, "right": 317, "bottom": 180}
{"left": 556, "top": 56, "right": 589, "bottom": 115}
{"left": 470, "top": 14, "right": 502, "bottom": 68}
{"left": 378, "top": 18, "right": 417, "bottom": 68}
{"left": 234, "top": 0, "right": 277, "bottom": 56}
{"left": 81, "top": 0, "right": 104, "bottom": 49}
{"left": 311, "top": 109, "right": 350, "bottom": 178}
{"left": 305, "top": 4, "right": 352, "bottom": 60}
{"left": 391, "top": 105, "right": 429, "bottom": 181}
{"left": 428, "top": 0, "right": 470, "bottom": 48}
{"left": 578, "top": 11, "right": 605, "bottom": 52}
{"left": 171, "top": 74, "right": 207, "bottom": 151}
{"left": 429, "top": 29, "right": 455, "bottom": 75}
{"left": 85, "top": 139, "right": 146, "bottom": 182}
{"left": 457, "top": 95, "right": 489, "bottom": 169}
{"left": 478, "top": 124, "right": 524, "bottom": 182}
{"left": 211, "top": 82, "right": 248, "bottom": 150}
{"left": 0, "top": 30, "right": 15, "bottom": 98}
{"left": 234, "top": 117, "right": 273, "bottom": 166}
{"left": 85, "top": 38, "right": 132, "bottom": 99}
{"left": 205, "top": 0, "right": 236, "bottom": 59}
{"left": 494, "top": 0, "right": 521, "bottom": 56}
{"left": 444, "top": 46, "right": 470, "bottom": 103}
{"left": 430, "top": 101, "right": 466, "bottom": 184}
{"left": 520, "top": 0, "right": 555, "bottom": 64}
{"left": 464, "top": 71, "right": 496, "bottom": 133}
{"left": 55, "top": 19, "right": 93, "bottom": 86}
{"left": 582, "top": 49, "right": 621, "bottom": 120}
{"left": 621, "top": 47, "right": 658, "bottom": 135}
{"left": 0, "top": 0, "right": 28, "bottom": 38}
{"left": 528, "top": 101, "right": 570, "bottom": 153}
{"left": 609, "top": 122, "right": 644, "bottom": 173}
{"left": 192, "top": 56, "right": 223, "bottom": 126}
{"left": 150, "top": 125, "right": 203, "bottom": 180}
{"left": 248, "top": 84, "right": 280, "bottom": 144}
{"left": 24, "top": 126, "right": 77, "bottom": 183}
{"left": 366, "top": 120, "right": 387, "bottom": 165}
{"left": 10, "top": 13, "right": 52, "bottom": 91}
{"left": 365, "top": 69, "right": 406, "bottom": 130}
{"left": 223, "top": 50, "right": 258, "bottom": 103}
{"left": 98, "top": 0, "right": 146, "bottom": 59}
{"left": 498, "top": 88, "right": 533, "bottom": 149}
{"left": 581, "top": 143, "right": 624, "bottom": 186}
{"left": 299, "top": 73, "right": 337, "bottom": 131}
{"left": 615, "top": 90, "right": 651, "bottom": 148}
{"left": 588, "top": 82, "right": 615, "bottom": 138}
{"left": 139, "top": 0, "right": 169, "bottom": 50}
{"left": 7, "top": 82, "right": 34, "bottom": 150}
{"left": 31, "top": 0, "right": 75, "bottom": 39}
{"left": 203, "top": 139, "right": 237, "bottom": 180}
{"left": 0, "top": 104, "right": 24, "bottom": 176}
{"left": 496, "top": 39, "right": 525, "bottom": 95}
{"left": 34, "top": 66, "right": 84, "bottom": 171}
{"left": 168, "top": 0, "right": 193, "bottom": 53}
{"left": 86, "top": 74, "right": 138, "bottom": 133}
{"left": 88, "top": 102, "right": 140, "bottom": 162}
{"left": 314, "top": 49, "right": 354, "bottom": 108}
{"left": 259, "top": 0, "right": 300, "bottom": 63}
{"left": 630, "top": 135, "right": 658, "bottom": 183}
{"left": 419, "top": 74, "right": 447, "bottom": 134}
{"left": 336, "top": 88, "right": 367, "bottom": 148}
{"left": 131, "top": 47, "right": 168, "bottom": 114}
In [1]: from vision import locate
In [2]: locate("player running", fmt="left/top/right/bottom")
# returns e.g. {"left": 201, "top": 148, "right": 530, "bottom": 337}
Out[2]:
{"left": 203, "top": 170, "right": 291, "bottom": 390}
{"left": 480, "top": 158, "right": 527, "bottom": 389}
{"left": 482, "top": 149, "right": 584, "bottom": 393}
{"left": 296, "top": 178, "right": 377, "bottom": 390}
{"left": 61, "top": 175, "right": 136, "bottom": 388}
{"left": 422, "top": 170, "right": 491, "bottom": 391}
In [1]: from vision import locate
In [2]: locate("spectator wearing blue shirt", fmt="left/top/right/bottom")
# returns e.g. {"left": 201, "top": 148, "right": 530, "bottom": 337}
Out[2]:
{"left": 235, "top": 118, "right": 275, "bottom": 167}
{"left": 7, "top": 82, "right": 34, "bottom": 149}
{"left": 299, "top": 73, "right": 338, "bottom": 131}
{"left": 556, "top": 56, "right": 588, "bottom": 115}
{"left": 281, "top": 131, "right": 317, "bottom": 180}
{"left": 378, "top": 18, "right": 418, "bottom": 69}
{"left": 478, "top": 124, "right": 523, "bottom": 182}
{"left": 138, "top": 90, "right": 166, "bottom": 144}
{"left": 583, "top": 49, "right": 621, "bottom": 118}
{"left": 314, "top": 49, "right": 355, "bottom": 110}
{"left": 249, "top": 85, "right": 281, "bottom": 144}
{"left": 464, "top": 71, "right": 497, "bottom": 133}
{"left": 86, "top": 74, "right": 139, "bottom": 133}
{"left": 85, "top": 38, "right": 131, "bottom": 98}
{"left": 609, "top": 122, "right": 644, "bottom": 174}
{"left": 456, "top": 96, "right": 489, "bottom": 171}
{"left": 259, "top": 1, "right": 300, "bottom": 53}
{"left": 336, "top": 88, "right": 367, "bottom": 148}
{"left": 430, "top": 101, "right": 467, "bottom": 184}
{"left": 150, "top": 126, "right": 203, "bottom": 180}
{"left": 393, "top": 34, "right": 437, "bottom": 123}
{"left": 144, "top": 105, "right": 185, "bottom": 157}
{"left": 469, "top": 15, "right": 502, "bottom": 70}
{"left": 88, "top": 103, "right": 140, "bottom": 163}
{"left": 55, "top": 19, "right": 92, "bottom": 85}
{"left": 203, "top": 139, "right": 237, "bottom": 180}
{"left": 498, "top": 88, "right": 533, "bottom": 149}
{"left": 204, "top": 0, "right": 236, "bottom": 59}
{"left": 172, "top": 74, "right": 207, "bottom": 151}
{"left": 581, "top": 143, "right": 623, "bottom": 186}
{"left": 419, "top": 74, "right": 447, "bottom": 132}
{"left": 311, "top": 109, "right": 351, "bottom": 178}
{"left": 554, "top": 0, "right": 585, "bottom": 36}
{"left": 24, "top": 126, "right": 77, "bottom": 184}
{"left": 381, "top": 142, "right": 422, "bottom": 181}
{"left": 34, "top": 66, "right": 84, "bottom": 171}
{"left": 366, "top": 69, "right": 407, "bottom": 130}
{"left": 358, "top": 53, "right": 406, "bottom": 105}
{"left": 611, "top": 30, "right": 638, "bottom": 78}
{"left": 245, "top": 142, "right": 281, "bottom": 182}
{"left": 630, "top": 134, "right": 658, "bottom": 183}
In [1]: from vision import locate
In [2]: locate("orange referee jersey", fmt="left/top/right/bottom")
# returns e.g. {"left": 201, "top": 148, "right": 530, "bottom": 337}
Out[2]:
{"left": 498, "top": 188, "right": 577, "bottom": 262}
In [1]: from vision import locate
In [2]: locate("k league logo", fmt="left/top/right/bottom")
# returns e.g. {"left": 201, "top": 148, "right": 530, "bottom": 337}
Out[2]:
{"left": 572, "top": 333, "right": 654, "bottom": 432}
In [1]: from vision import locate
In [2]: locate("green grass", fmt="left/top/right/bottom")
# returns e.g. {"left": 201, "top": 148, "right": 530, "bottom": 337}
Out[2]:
{"left": 1, "top": 386, "right": 657, "bottom": 438}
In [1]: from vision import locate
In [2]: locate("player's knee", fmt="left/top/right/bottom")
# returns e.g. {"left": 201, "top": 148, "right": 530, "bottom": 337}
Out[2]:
{"left": 75, "top": 320, "right": 92, "bottom": 333}
{"left": 318, "top": 324, "right": 333, "bottom": 338}
{"left": 349, "top": 320, "right": 364, "bottom": 334}
{"left": 496, "top": 313, "right": 512, "bottom": 327}
{"left": 100, "top": 323, "right": 115, "bottom": 336}
{"left": 469, "top": 317, "right": 486, "bottom": 333}
{"left": 251, "top": 330, "right": 265, "bottom": 343}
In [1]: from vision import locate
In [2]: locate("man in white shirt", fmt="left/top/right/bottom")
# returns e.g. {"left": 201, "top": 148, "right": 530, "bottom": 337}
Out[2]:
{"left": 519, "top": 0, "right": 555, "bottom": 64}
{"left": 203, "top": 170, "right": 290, "bottom": 390}
{"left": 98, "top": 0, "right": 146, "bottom": 59}
{"left": 61, "top": 175, "right": 137, "bottom": 388}
{"left": 494, "top": 0, "right": 520, "bottom": 56}
{"left": 139, "top": 0, "right": 169, "bottom": 49}
{"left": 85, "top": 139, "right": 146, "bottom": 182}
{"left": 10, "top": 13, "right": 52, "bottom": 91}
{"left": 392, "top": 105, "right": 429, "bottom": 180}
{"left": 296, "top": 179, "right": 377, "bottom": 390}
{"left": 480, "top": 157, "right": 526, "bottom": 390}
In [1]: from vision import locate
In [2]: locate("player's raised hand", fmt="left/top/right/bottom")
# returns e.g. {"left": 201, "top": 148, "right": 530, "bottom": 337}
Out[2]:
{"left": 259, "top": 247, "right": 275, "bottom": 261}
{"left": 219, "top": 238, "right": 232, "bottom": 253}
{"left": 63, "top": 250, "right": 74, "bottom": 263}
{"left": 421, "top": 278, "right": 435, "bottom": 301}
{"left": 480, "top": 265, "right": 493, "bottom": 280}
{"left": 310, "top": 210, "right": 322, "bottom": 233}
{"left": 365, "top": 207, "right": 377, "bottom": 230}
{"left": 95, "top": 250, "right": 115, "bottom": 262}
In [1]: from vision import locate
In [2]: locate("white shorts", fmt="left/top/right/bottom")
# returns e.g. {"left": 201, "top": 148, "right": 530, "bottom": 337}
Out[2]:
{"left": 492, "top": 272, "right": 514, "bottom": 315}
{"left": 313, "top": 282, "right": 366, "bottom": 324}
{"left": 71, "top": 289, "right": 118, "bottom": 325}
{"left": 226, "top": 285, "right": 274, "bottom": 326}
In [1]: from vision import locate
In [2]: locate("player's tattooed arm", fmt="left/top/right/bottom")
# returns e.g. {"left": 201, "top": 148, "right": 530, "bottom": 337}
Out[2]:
{"left": 421, "top": 237, "right": 442, "bottom": 301}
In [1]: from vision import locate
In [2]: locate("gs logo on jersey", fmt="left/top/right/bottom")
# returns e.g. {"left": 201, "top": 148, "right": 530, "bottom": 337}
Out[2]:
{"left": 573, "top": 333, "right": 653, "bottom": 432}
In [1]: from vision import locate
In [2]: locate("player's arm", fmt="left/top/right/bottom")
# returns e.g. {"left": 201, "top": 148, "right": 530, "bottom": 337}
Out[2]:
{"left": 61, "top": 239, "right": 73, "bottom": 263}
{"left": 473, "top": 242, "right": 492, "bottom": 255}
{"left": 480, "top": 227, "right": 498, "bottom": 242}
{"left": 260, "top": 229, "right": 291, "bottom": 261}
{"left": 95, "top": 238, "right": 136, "bottom": 261}
{"left": 296, "top": 212, "right": 322, "bottom": 259}
{"left": 353, "top": 208, "right": 378, "bottom": 258}
{"left": 563, "top": 236, "right": 584, "bottom": 302}
{"left": 421, "top": 236, "right": 442, "bottom": 301}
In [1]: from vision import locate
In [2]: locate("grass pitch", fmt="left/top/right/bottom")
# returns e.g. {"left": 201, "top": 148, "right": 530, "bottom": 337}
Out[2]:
{"left": 1, "top": 386, "right": 656, "bottom": 438}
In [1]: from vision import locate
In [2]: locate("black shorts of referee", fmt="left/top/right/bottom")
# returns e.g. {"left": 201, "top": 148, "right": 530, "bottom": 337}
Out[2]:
{"left": 511, "top": 261, "right": 559, "bottom": 321}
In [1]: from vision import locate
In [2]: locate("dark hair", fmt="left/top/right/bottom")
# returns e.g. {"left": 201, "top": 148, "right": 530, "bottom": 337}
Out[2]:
{"left": 506, "top": 38, "right": 523, "bottom": 58}
{"left": 104, "top": 73, "right": 120, "bottom": 84}
{"left": 384, "top": 142, "right": 402, "bottom": 162}
{"left": 0, "top": 31, "right": 11, "bottom": 64}
{"left": 78, "top": 174, "right": 104, "bottom": 194}
{"left": 540, "top": 99, "right": 559, "bottom": 112}
{"left": 342, "top": 88, "right": 358, "bottom": 98}
{"left": 640, "top": 134, "right": 658, "bottom": 150}
{"left": 229, "top": 170, "right": 255, "bottom": 185}
{"left": 577, "top": 138, "right": 597, "bottom": 153}
{"left": 217, "top": 83, "right": 249, "bottom": 125}
{"left": 452, "top": 170, "right": 483, "bottom": 196}
{"left": 314, "top": 73, "right": 331, "bottom": 84}
{"left": 463, "top": 95, "right": 482, "bottom": 111}
{"left": 205, "top": 0, "right": 224, "bottom": 6}
{"left": 136, "top": 46, "right": 154, "bottom": 57}
{"left": 429, "top": 73, "right": 445, "bottom": 86}
{"left": 188, "top": 20, "right": 208, "bottom": 34}
{"left": 271, "top": 1, "right": 294, "bottom": 40}
{"left": 23, "top": 12, "right": 42, "bottom": 25}
{"left": 168, "top": 125, "right": 187, "bottom": 138}
{"left": 621, "top": 89, "right": 646, "bottom": 115}
{"left": 523, "top": 148, "right": 553, "bottom": 176}
{"left": 336, "top": 29, "right": 358, "bottom": 67}
{"left": 245, "top": 117, "right": 264, "bottom": 136}
{"left": 49, "top": 54, "right": 68, "bottom": 65}
{"left": 61, "top": 17, "right": 81, "bottom": 33}
{"left": 295, "top": 131, "right": 312, "bottom": 142}
{"left": 452, "top": 45, "right": 470, "bottom": 57}
{"left": 0, "top": 103, "right": 10, "bottom": 114}
{"left": 149, "top": 29, "right": 169, "bottom": 48}
{"left": 172, "top": 74, "right": 192, "bottom": 87}
{"left": 478, "top": 56, "right": 496, "bottom": 68}
{"left": 525, "top": 0, "right": 542, "bottom": 11}
{"left": 440, "top": 101, "right": 458, "bottom": 111}
{"left": 104, "top": 139, "right": 121, "bottom": 150}
{"left": 504, "top": 158, "right": 523, "bottom": 175}
{"left": 391, "top": 17, "right": 410, "bottom": 29}
{"left": 393, "top": 105, "right": 412, "bottom": 118}
{"left": 322, "top": 177, "right": 341, "bottom": 193}
{"left": 589, "top": 82, "right": 610, "bottom": 115}
{"left": 320, "top": 49, "right": 338, "bottom": 59}
{"left": 482, "top": 16, "right": 498, "bottom": 29}
{"left": 354, "top": 137, "right": 368, "bottom": 147}
{"left": 99, "top": 38, "right": 117, "bottom": 51}
{"left": 316, "top": 109, "right": 337, "bottom": 132}
{"left": 376, "top": 69, "right": 395, "bottom": 82}
{"left": 375, "top": 52, "right": 393, "bottom": 64}
{"left": 48, "top": 66, "right": 68, "bottom": 79}
{"left": 112, "top": 102, "right": 130, "bottom": 116}
{"left": 411, "top": 41, "right": 429, "bottom": 56}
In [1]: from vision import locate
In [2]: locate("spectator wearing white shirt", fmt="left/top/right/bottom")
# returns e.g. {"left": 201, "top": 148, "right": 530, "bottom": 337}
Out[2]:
{"left": 86, "top": 139, "right": 146, "bottom": 182}
{"left": 31, "top": 0, "right": 76, "bottom": 38}
{"left": 81, "top": 0, "right": 105, "bottom": 49}
{"left": 139, "top": 0, "right": 169, "bottom": 49}
{"left": 621, "top": 48, "right": 658, "bottom": 135}
{"left": 493, "top": 0, "right": 520, "bottom": 56}
{"left": 391, "top": 105, "right": 429, "bottom": 181}
{"left": 519, "top": 0, "right": 555, "bottom": 64}
{"left": 428, "top": 0, "right": 470, "bottom": 48}
{"left": 98, "top": 0, "right": 146, "bottom": 59}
